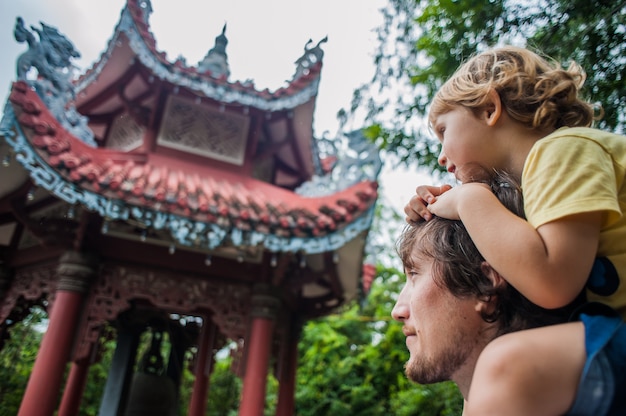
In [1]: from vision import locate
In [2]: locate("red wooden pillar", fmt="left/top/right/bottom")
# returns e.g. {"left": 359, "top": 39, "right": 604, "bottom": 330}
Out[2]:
{"left": 57, "top": 355, "right": 91, "bottom": 416}
{"left": 276, "top": 318, "right": 301, "bottom": 416}
{"left": 18, "top": 251, "right": 96, "bottom": 416}
{"left": 238, "top": 286, "right": 281, "bottom": 416}
{"left": 188, "top": 317, "right": 218, "bottom": 416}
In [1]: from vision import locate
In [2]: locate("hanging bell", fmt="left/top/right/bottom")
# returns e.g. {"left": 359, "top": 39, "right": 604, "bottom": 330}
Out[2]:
{"left": 124, "top": 330, "right": 178, "bottom": 416}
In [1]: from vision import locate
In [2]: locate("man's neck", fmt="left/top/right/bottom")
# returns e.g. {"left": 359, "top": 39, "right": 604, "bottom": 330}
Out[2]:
{"left": 451, "top": 336, "right": 494, "bottom": 399}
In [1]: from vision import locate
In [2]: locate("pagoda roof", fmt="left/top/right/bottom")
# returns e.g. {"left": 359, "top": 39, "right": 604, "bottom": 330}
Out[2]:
{"left": 74, "top": 0, "right": 326, "bottom": 112}
{"left": 4, "top": 81, "right": 379, "bottom": 254}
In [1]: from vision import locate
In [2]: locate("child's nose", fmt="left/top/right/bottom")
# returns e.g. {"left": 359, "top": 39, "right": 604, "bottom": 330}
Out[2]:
{"left": 437, "top": 150, "right": 447, "bottom": 167}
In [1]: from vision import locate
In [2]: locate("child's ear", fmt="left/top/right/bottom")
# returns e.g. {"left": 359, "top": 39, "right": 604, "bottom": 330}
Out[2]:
{"left": 484, "top": 88, "right": 502, "bottom": 126}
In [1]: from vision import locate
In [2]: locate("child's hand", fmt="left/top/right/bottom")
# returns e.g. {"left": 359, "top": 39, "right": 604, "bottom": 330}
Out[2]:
{"left": 426, "top": 186, "right": 463, "bottom": 220}
{"left": 404, "top": 184, "right": 453, "bottom": 223}
{"left": 428, "top": 182, "right": 490, "bottom": 220}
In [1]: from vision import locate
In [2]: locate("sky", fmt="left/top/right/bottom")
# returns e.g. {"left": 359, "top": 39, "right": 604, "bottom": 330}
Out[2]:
{"left": 0, "top": 0, "right": 436, "bottom": 215}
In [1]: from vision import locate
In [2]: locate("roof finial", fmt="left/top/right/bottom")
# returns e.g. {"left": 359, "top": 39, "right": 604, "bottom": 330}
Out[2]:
{"left": 137, "top": 0, "right": 153, "bottom": 22}
{"left": 197, "top": 23, "right": 230, "bottom": 79}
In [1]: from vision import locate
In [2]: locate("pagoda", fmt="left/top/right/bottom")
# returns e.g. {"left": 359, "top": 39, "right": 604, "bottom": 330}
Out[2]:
{"left": 0, "top": 1, "right": 381, "bottom": 415}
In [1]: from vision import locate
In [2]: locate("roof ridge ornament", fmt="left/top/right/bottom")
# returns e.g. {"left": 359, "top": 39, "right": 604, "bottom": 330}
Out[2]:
{"left": 13, "top": 17, "right": 96, "bottom": 146}
{"left": 294, "top": 36, "right": 327, "bottom": 79}
{"left": 14, "top": 17, "right": 79, "bottom": 97}
{"left": 197, "top": 23, "right": 230, "bottom": 79}
{"left": 296, "top": 130, "right": 382, "bottom": 197}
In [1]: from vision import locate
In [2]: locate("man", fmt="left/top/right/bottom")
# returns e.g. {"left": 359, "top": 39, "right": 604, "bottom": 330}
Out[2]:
{"left": 391, "top": 172, "right": 577, "bottom": 407}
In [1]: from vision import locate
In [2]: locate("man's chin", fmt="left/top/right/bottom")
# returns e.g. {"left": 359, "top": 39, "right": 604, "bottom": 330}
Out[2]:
{"left": 405, "top": 347, "right": 467, "bottom": 385}
{"left": 405, "top": 357, "right": 443, "bottom": 385}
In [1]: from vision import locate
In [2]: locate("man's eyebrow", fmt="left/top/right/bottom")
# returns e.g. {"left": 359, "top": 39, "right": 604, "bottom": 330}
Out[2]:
{"left": 404, "top": 251, "right": 428, "bottom": 270}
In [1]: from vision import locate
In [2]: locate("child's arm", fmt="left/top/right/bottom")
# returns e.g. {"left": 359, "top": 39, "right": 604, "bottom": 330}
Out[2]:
{"left": 429, "top": 182, "right": 601, "bottom": 309}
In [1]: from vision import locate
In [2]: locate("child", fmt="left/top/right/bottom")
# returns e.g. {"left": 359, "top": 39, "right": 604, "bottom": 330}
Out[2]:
{"left": 404, "top": 46, "right": 626, "bottom": 415}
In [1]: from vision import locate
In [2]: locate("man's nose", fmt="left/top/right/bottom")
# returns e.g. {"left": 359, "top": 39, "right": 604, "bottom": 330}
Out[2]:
{"left": 391, "top": 287, "right": 409, "bottom": 322}
{"left": 391, "top": 303, "right": 407, "bottom": 322}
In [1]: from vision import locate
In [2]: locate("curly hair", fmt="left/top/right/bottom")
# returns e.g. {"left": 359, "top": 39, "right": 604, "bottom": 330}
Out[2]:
{"left": 428, "top": 46, "right": 596, "bottom": 132}
{"left": 396, "top": 171, "right": 577, "bottom": 335}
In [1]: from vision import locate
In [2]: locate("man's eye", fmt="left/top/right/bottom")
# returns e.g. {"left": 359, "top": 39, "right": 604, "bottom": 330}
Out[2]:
{"left": 406, "top": 269, "right": 420, "bottom": 282}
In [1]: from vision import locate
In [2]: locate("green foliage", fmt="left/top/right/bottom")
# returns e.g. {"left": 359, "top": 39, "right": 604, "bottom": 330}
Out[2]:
{"left": 351, "top": 0, "right": 626, "bottom": 172}
{"left": 206, "top": 356, "right": 242, "bottom": 416}
{"left": 527, "top": 1, "right": 626, "bottom": 132}
{"left": 78, "top": 334, "right": 115, "bottom": 416}
{"left": 0, "top": 308, "right": 45, "bottom": 416}
{"left": 390, "top": 380, "right": 462, "bottom": 416}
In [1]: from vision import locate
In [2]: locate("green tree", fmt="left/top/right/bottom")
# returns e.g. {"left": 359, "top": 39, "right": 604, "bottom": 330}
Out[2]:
{"left": 350, "top": 0, "right": 626, "bottom": 172}
{"left": 205, "top": 355, "right": 242, "bottom": 416}
{"left": 0, "top": 307, "right": 45, "bottom": 415}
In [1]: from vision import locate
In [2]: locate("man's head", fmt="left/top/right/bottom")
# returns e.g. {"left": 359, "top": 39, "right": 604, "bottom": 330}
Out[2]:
{"left": 391, "top": 171, "right": 571, "bottom": 387}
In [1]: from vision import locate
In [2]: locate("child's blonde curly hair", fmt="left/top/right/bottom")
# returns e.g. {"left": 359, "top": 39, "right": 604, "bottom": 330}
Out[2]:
{"left": 429, "top": 46, "right": 596, "bottom": 132}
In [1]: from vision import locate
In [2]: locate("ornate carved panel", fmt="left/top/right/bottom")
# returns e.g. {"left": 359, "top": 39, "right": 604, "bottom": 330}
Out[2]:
{"left": 106, "top": 113, "right": 145, "bottom": 151}
{"left": 0, "top": 264, "right": 57, "bottom": 323}
{"left": 156, "top": 95, "right": 250, "bottom": 165}
{"left": 74, "top": 263, "right": 252, "bottom": 360}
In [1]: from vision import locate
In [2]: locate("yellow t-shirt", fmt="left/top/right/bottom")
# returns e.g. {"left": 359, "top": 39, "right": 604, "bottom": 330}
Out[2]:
{"left": 522, "top": 127, "right": 626, "bottom": 317}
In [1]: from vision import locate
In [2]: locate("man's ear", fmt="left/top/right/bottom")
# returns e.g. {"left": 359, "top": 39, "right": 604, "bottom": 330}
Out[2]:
{"left": 483, "top": 88, "right": 503, "bottom": 126}
{"left": 475, "top": 261, "right": 506, "bottom": 315}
